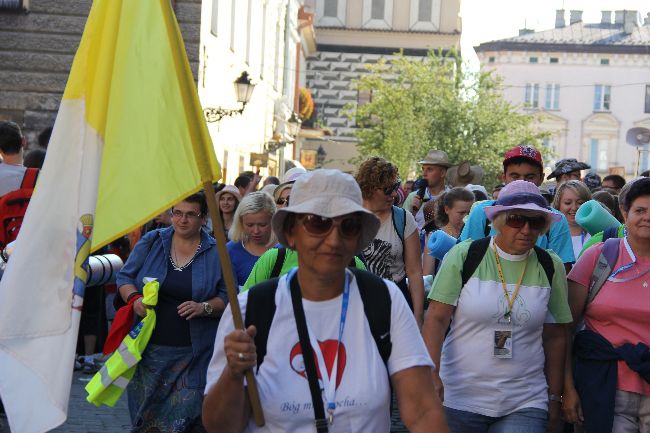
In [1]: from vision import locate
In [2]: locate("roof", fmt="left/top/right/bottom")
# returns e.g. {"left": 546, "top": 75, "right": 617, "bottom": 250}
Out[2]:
{"left": 475, "top": 21, "right": 650, "bottom": 55}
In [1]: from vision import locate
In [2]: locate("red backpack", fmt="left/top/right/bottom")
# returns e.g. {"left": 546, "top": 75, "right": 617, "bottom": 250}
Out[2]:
{"left": 0, "top": 168, "right": 39, "bottom": 250}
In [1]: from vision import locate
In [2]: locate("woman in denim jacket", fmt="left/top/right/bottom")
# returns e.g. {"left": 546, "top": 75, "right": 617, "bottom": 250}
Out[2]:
{"left": 116, "top": 192, "right": 227, "bottom": 433}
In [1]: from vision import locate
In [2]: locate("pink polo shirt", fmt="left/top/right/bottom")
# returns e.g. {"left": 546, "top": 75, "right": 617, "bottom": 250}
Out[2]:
{"left": 568, "top": 240, "right": 650, "bottom": 396}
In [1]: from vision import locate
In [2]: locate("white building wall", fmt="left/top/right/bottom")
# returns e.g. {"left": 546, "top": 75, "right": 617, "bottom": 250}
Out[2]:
{"left": 479, "top": 50, "right": 650, "bottom": 176}
{"left": 198, "top": 0, "right": 303, "bottom": 183}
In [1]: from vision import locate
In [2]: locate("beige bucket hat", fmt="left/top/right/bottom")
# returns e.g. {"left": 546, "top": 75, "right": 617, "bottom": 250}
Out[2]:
{"left": 418, "top": 150, "right": 453, "bottom": 167}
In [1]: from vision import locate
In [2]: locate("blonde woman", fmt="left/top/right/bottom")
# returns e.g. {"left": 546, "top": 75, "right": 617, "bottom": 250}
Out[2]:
{"left": 227, "top": 192, "right": 277, "bottom": 287}
{"left": 551, "top": 180, "right": 592, "bottom": 259}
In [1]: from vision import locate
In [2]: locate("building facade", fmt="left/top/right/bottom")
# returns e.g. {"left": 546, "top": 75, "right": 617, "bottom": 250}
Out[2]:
{"left": 476, "top": 10, "right": 650, "bottom": 177}
{"left": 301, "top": 0, "right": 461, "bottom": 172}
{"left": 199, "top": 0, "right": 315, "bottom": 182}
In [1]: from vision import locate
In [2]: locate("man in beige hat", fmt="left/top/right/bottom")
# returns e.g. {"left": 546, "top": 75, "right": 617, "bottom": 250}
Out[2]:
{"left": 402, "top": 149, "right": 453, "bottom": 230}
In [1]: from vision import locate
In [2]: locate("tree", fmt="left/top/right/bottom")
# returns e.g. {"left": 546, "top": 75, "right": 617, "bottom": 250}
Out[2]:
{"left": 346, "top": 50, "right": 547, "bottom": 186}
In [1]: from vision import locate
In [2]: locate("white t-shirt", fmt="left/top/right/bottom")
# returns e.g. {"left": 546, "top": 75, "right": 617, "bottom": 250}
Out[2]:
{"left": 206, "top": 270, "right": 433, "bottom": 433}
{"left": 0, "top": 163, "right": 26, "bottom": 196}
{"left": 570, "top": 232, "right": 591, "bottom": 259}
{"left": 362, "top": 210, "right": 417, "bottom": 282}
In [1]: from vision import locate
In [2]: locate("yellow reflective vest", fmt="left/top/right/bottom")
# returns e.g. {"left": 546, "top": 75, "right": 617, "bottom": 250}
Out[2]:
{"left": 86, "top": 279, "right": 159, "bottom": 407}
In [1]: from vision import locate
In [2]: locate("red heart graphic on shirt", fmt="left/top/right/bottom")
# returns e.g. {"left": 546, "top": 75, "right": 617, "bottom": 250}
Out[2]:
{"left": 289, "top": 339, "right": 346, "bottom": 389}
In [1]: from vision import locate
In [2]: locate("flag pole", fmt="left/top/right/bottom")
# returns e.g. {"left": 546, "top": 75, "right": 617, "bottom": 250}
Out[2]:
{"left": 203, "top": 180, "right": 265, "bottom": 426}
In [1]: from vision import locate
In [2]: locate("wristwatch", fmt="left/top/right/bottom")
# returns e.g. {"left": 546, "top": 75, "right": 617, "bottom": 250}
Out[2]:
{"left": 202, "top": 301, "right": 213, "bottom": 316}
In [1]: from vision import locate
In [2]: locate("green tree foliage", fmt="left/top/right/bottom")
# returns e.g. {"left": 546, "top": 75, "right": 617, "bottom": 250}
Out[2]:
{"left": 346, "top": 50, "right": 547, "bottom": 186}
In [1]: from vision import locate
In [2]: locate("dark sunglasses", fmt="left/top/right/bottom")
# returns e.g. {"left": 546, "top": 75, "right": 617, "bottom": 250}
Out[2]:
{"left": 276, "top": 196, "right": 289, "bottom": 206}
{"left": 505, "top": 214, "right": 547, "bottom": 231}
{"left": 382, "top": 181, "right": 401, "bottom": 196}
{"left": 299, "top": 214, "right": 363, "bottom": 238}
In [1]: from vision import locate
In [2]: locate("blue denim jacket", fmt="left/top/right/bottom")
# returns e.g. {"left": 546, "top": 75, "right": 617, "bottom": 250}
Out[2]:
{"left": 116, "top": 226, "right": 227, "bottom": 388}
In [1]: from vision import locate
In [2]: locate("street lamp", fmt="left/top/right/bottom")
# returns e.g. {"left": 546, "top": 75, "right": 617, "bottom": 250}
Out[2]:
{"left": 286, "top": 112, "right": 302, "bottom": 137}
{"left": 204, "top": 71, "right": 256, "bottom": 123}
{"left": 316, "top": 145, "right": 327, "bottom": 167}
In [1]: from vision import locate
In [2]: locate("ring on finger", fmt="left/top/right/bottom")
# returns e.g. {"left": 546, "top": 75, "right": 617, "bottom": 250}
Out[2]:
{"left": 238, "top": 352, "right": 245, "bottom": 361}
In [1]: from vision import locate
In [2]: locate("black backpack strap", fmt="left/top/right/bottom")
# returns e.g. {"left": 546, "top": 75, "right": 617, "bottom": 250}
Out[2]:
{"left": 483, "top": 221, "right": 492, "bottom": 237}
{"left": 461, "top": 237, "right": 491, "bottom": 287}
{"left": 532, "top": 246, "right": 555, "bottom": 287}
{"left": 244, "top": 278, "right": 279, "bottom": 371}
{"left": 350, "top": 268, "right": 392, "bottom": 367}
{"left": 269, "top": 248, "right": 286, "bottom": 279}
{"left": 289, "top": 275, "right": 329, "bottom": 432}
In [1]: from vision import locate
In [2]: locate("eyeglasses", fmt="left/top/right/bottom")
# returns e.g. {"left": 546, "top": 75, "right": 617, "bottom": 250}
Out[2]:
{"left": 170, "top": 209, "right": 202, "bottom": 219}
{"left": 276, "top": 196, "right": 290, "bottom": 206}
{"left": 382, "top": 181, "right": 401, "bottom": 196}
{"left": 298, "top": 214, "right": 363, "bottom": 238}
{"left": 505, "top": 214, "right": 547, "bottom": 231}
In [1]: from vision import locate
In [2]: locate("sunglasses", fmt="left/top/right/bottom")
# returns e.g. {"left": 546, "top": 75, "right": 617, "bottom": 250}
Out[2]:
{"left": 505, "top": 214, "right": 547, "bottom": 231}
{"left": 382, "top": 181, "right": 401, "bottom": 196}
{"left": 298, "top": 214, "right": 363, "bottom": 238}
{"left": 276, "top": 196, "right": 290, "bottom": 206}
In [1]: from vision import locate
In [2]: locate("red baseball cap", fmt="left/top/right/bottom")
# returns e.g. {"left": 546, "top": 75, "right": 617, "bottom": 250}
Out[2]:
{"left": 503, "top": 146, "right": 543, "bottom": 169}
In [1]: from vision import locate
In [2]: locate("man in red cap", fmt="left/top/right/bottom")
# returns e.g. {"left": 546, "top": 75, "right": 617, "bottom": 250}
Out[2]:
{"left": 459, "top": 145, "right": 575, "bottom": 266}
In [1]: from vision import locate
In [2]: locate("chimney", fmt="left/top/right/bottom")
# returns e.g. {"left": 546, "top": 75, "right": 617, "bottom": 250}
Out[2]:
{"left": 624, "top": 10, "right": 640, "bottom": 34}
{"left": 615, "top": 10, "right": 625, "bottom": 24}
{"left": 569, "top": 10, "right": 583, "bottom": 25}
{"left": 601, "top": 11, "right": 611, "bottom": 24}
{"left": 519, "top": 28, "right": 535, "bottom": 36}
{"left": 555, "top": 9, "right": 565, "bottom": 28}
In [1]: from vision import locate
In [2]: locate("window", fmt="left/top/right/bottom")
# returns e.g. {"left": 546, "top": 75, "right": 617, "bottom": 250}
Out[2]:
{"left": 260, "top": 2, "right": 267, "bottom": 78}
{"left": 590, "top": 139, "right": 608, "bottom": 172}
{"left": 600, "top": 58, "right": 610, "bottom": 65}
{"left": 550, "top": 57, "right": 559, "bottom": 64}
{"left": 545, "top": 84, "right": 560, "bottom": 110}
{"left": 529, "top": 57, "right": 538, "bottom": 64}
{"left": 524, "top": 83, "right": 540, "bottom": 108}
{"left": 230, "top": 0, "right": 236, "bottom": 52}
{"left": 0, "top": 0, "right": 27, "bottom": 11}
{"left": 324, "top": 0, "right": 338, "bottom": 17}
{"left": 362, "top": 0, "right": 393, "bottom": 29}
{"left": 488, "top": 56, "right": 495, "bottom": 63}
{"left": 593, "top": 85, "right": 611, "bottom": 111}
{"left": 210, "top": 0, "right": 219, "bottom": 37}
{"left": 409, "top": 0, "right": 440, "bottom": 31}
{"left": 645, "top": 85, "right": 650, "bottom": 113}
{"left": 317, "top": 0, "right": 347, "bottom": 26}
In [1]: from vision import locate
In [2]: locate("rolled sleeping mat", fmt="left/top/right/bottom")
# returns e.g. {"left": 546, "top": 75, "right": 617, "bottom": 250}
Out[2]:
{"left": 575, "top": 200, "right": 621, "bottom": 235}
{"left": 86, "top": 254, "right": 124, "bottom": 287}
{"left": 428, "top": 230, "right": 457, "bottom": 261}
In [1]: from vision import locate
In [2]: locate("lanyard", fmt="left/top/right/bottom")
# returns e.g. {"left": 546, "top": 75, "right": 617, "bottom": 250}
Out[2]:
{"left": 288, "top": 268, "right": 350, "bottom": 424}
{"left": 493, "top": 242, "right": 528, "bottom": 323}
{"left": 609, "top": 236, "right": 650, "bottom": 282}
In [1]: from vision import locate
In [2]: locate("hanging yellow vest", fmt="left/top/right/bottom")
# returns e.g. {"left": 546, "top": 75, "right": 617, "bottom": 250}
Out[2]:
{"left": 86, "top": 279, "right": 159, "bottom": 407}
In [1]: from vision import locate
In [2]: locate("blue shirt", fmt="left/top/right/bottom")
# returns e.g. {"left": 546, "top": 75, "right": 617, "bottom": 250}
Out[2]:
{"left": 227, "top": 240, "right": 260, "bottom": 287}
{"left": 116, "top": 226, "right": 227, "bottom": 388}
{"left": 459, "top": 199, "right": 575, "bottom": 264}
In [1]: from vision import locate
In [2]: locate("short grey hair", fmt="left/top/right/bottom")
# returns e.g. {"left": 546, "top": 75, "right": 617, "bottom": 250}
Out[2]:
{"left": 229, "top": 192, "right": 277, "bottom": 243}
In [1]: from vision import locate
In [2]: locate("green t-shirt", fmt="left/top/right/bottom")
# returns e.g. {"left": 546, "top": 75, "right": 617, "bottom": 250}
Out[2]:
{"left": 242, "top": 248, "right": 366, "bottom": 291}
{"left": 579, "top": 223, "right": 625, "bottom": 257}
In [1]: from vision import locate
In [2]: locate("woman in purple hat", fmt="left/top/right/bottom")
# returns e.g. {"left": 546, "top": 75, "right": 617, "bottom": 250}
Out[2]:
{"left": 423, "top": 180, "right": 572, "bottom": 433}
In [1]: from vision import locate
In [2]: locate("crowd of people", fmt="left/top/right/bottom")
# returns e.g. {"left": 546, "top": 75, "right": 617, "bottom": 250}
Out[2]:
{"left": 2, "top": 117, "right": 650, "bottom": 433}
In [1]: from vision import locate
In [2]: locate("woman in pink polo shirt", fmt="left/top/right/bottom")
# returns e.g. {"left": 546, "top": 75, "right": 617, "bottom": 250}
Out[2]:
{"left": 564, "top": 177, "right": 650, "bottom": 433}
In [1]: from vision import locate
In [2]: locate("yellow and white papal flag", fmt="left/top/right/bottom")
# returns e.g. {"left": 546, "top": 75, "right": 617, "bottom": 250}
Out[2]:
{"left": 0, "top": 0, "right": 220, "bottom": 431}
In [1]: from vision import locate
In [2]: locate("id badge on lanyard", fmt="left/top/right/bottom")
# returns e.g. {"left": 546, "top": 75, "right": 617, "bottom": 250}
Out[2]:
{"left": 493, "top": 321, "right": 513, "bottom": 359}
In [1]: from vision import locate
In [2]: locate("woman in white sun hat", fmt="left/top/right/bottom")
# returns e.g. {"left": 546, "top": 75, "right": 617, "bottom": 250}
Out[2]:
{"left": 204, "top": 169, "right": 448, "bottom": 433}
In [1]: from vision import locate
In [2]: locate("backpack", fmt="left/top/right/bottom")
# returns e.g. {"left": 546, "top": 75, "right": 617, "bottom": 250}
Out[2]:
{"left": 585, "top": 237, "right": 620, "bottom": 305}
{"left": 0, "top": 168, "right": 38, "bottom": 250}
{"left": 245, "top": 267, "right": 392, "bottom": 372}
{"left": 391, "top": 205, "right": 406, "bottom": 244}
{"left": 460, "top": 237, "right": 555, "bottom": 288}
{"left": 601, "top": 225, "right": 621, "bottom": 243}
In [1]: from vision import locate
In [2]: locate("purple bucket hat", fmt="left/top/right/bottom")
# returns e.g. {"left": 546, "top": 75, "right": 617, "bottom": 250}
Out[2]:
{"left": 484, "top": 180, "right": 561, "bottom": 222}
